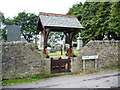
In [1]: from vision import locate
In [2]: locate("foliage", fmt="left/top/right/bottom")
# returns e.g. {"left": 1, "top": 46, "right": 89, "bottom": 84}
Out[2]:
{"left": 0, "top": 12, "right": 7, "bottom": 41}
{"left": 48, "top": 51, "right": 64, "bottom": 56}
{"left": 13, "top": 12, "right": 38, "bottom": 42}
{"left": 3, "top": 12, "right": 38, "bottom": 42}
{"left": 109, "top": 2, "right": 120, "bottom": 39}
{"left": 48, "top": 32, "right": 64, "bottom": 46}
{"left": 48, "top": 49, "right": 80, "bottom": 56}
{"left": 67, "top": 2, "right": 120, "bottom": 44}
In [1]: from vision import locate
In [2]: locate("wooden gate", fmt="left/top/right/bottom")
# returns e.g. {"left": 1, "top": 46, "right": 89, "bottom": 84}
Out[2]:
{"left": 51, "top": 57, "right": 71, "bottom": 73}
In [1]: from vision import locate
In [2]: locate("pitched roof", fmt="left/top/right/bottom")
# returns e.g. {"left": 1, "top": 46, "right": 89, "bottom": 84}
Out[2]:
{"left": 38, "top": 12, "right": 84, "bottom": 29}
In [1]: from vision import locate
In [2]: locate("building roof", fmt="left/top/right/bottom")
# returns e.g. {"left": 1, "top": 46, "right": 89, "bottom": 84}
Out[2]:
{"left": 37, "top": 12, "right": 84, "bottom": 31}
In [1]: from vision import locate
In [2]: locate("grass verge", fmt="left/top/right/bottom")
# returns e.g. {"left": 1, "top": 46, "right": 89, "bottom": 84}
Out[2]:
{"left": 2, "top": 73, "right": 72, "bottom": 86}
{"left": 75, "top": 66, "right": 120, "bottom": 76}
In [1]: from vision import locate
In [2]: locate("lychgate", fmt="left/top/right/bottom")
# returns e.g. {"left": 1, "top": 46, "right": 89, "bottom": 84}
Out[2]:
{"left": 37, "top": 12, "right": 84, "bottom": 58}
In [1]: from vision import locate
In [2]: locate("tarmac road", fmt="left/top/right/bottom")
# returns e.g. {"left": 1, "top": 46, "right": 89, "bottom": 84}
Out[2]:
{"left": 2, "top": 72, "right": 120, "bottom": 88}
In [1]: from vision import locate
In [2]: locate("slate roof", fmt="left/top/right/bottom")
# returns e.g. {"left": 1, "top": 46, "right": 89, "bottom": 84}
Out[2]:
{"left": 38, "top": 12, "right": 84, "bottom": 29}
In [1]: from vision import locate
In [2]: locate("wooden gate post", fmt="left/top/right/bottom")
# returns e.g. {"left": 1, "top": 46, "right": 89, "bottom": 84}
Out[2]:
{"left": 64, "top": 32, "right": 76, "bottom": 57}
{"left": 43, "top": 28, "right": 50, "bottom": 58}
{"left": 67, "top": 58, "right": 71, "bottom": 72}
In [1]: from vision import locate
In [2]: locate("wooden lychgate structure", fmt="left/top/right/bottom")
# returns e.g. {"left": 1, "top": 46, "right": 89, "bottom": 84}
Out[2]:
{"left": 37, "top": 12, "right": 84, "bottom": 58}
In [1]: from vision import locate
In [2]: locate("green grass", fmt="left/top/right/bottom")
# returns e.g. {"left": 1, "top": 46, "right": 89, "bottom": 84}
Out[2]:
{"left": 48, "top": 49, "right": 80, "bottom": 56}
{"left": 2, "top": 73, "right": 72, "bottom": 85}
{"left": 75, "top": 67, "right": 119, "bottom": 77}
{"left": 3, "top": 66, "right": 119, "bottom": 85}
{"left": 48, "top": 51, "right": 64, "bottom": 56}
{"left": 73, "top": 49, "right": 80, "bottom": 56}
{"left": 3, "top": 79, "right": 41, "bottom": 85}
{"left": 3, "top": 75, "right": 44, "bottom": 85}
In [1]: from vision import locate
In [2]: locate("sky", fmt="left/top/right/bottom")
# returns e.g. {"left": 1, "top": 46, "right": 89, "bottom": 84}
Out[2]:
{"left": 0, "top": 0, "right": 85, "bottom": 18}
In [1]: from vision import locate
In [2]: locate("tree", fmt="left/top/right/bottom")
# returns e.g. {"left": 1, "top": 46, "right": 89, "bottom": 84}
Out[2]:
{"left": 67, "top": 2, "right": 120, "bottom": 45}
{"left": 13, "top": 12, "right": 38, "bottom": 42}
{"left": 2, "top": 12, "right": 38, "bottom": 42}
{"left": 67, "top": 2, "right": 83, "bottom": 42}
{"left": 48, "top": 32, "right": 64, "bottom": 46}
{"left": 109, "top": 2, "right": 120, "bottom": 40}
{"left": 0, "top": 12, "right": 7, "bottom": 41}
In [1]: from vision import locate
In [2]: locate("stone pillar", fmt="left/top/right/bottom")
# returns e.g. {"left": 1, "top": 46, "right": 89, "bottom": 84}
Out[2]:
{"left": 71, "top": 57, "right": 80, "bottom": 73}
{"left": 77, "top": 36, "right": 83, "bottom": 50}
{"left": 44, "top": 59, "right": 51, "bottom": 75}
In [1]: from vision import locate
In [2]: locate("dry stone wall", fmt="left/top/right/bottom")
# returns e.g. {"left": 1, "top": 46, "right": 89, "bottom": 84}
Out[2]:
{"left": 73, "top": 40, "right": 120, "bottom": 72}
{"left": 2, "top": 41, "right": 50, "bottom": 80}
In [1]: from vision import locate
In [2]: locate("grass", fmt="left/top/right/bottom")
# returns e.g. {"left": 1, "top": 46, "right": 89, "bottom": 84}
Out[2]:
{"left": 2, "top": 73, "right": 72, "bottom": 85}
{"left": 73, "top": 49, "right": 80, "bottom": 56}
{"left": 3, "top": 66, "right": 119, "bottom": 85}
{"left": 3, "top": 75, "right": 44, "bottom": 85}
{"left": 48, "top": 49, "right": 80, "bottom": 56}
{"left": 48, "top": 51, "right": 64, "bottom": 56}
{"left": 75, "top": 67, "right": 120, "bottom": 77}
{"left": 3, "top": 79, "right": 41, "bottom": 85}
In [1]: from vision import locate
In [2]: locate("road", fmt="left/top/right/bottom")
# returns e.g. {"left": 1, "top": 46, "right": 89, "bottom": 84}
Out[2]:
{"left": 2, "top": 72, "right": 120, "bottom": 88}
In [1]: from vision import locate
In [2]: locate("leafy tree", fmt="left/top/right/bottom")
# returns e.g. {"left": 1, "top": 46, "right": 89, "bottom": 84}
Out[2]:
{"left": 67, "top": 2, "right": 83, "bottom": 41}
{"left": 0, "top": 12, "right": 7, "bottom": 41}
{"left": 1, "top": 12, "right": 38, "bottom": 42}
{"left": 13, "top": 12, "right": 38, "bottom": 42}
{"left": 109, "top": 2, "right": 120, "bottom": 40}
{"left": 48, "top": 32, "right": 64, "bottom": 46}
{"left": 67, "top": 2, "right": 120, "bottom": 45}
{"left": 92, "top": 2, "right": 111, "bottom": 40}
{"left": 80, "top": 2, "right": 100, "bottom": 43}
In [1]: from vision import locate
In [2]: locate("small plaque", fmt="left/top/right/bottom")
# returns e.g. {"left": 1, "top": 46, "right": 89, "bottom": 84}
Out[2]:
{"left": 82, "top": 55, "right": 98, "bottom": 60}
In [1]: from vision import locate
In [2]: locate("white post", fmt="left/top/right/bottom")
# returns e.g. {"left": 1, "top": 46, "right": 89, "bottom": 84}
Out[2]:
{"left": 83, "top": 60, "right": 86, "bottom": 72}
{"left": 95, "top": 59, "right": 98, "bottom": 71}
{"left": 76, "top": 33, "right": 83, "bottom": 50}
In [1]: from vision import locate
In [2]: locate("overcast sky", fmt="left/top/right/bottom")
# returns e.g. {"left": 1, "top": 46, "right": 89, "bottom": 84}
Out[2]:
{"left": 0, "top": 0, "right": 85, "bottom": 18}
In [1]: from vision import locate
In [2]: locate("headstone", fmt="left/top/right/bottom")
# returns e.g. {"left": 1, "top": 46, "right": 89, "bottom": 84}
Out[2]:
{"left": 7, "top": 25, "right": 21, "bottom": 42}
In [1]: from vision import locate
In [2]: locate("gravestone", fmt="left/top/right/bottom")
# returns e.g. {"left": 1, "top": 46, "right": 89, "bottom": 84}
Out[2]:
{"left": 7, "top": 25, "right": 21, "bottom": 42}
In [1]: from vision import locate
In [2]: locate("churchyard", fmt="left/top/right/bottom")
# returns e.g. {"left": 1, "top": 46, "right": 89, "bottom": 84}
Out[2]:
{"left": 1, "top": 14, "right": 119, "bottom": 85}
{"left": 0, "top": 2, "right": 120, "bottom": 88}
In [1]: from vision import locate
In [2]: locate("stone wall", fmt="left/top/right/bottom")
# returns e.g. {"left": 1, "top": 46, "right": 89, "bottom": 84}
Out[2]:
{"left": 2, "top": 41, "right": 51, "bottom": 80}
{"left": 72, "top": 40, "right": 120, "bottom": 72}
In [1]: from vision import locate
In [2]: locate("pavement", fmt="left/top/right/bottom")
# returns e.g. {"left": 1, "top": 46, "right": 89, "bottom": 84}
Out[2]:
{"left": 2, "top": 72, "right": 120, "bottom": 89}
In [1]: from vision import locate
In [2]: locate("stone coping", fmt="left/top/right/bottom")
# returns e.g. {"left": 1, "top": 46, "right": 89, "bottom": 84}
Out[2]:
{"left": 90, "top": 40, "right": 120, "bottom": 43}
{"left": 1, "top": 41, "right": 28, "bottom": 45}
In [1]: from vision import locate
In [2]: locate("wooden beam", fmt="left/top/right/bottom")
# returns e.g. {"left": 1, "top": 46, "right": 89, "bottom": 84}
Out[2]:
{"left": 43, "top": 28, "right": 50, "bottom": 58}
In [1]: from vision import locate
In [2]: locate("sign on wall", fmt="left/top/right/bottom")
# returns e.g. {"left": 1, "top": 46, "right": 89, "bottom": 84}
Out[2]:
{"left": 82, "top": 55, "right": 98, "bottom": 60}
